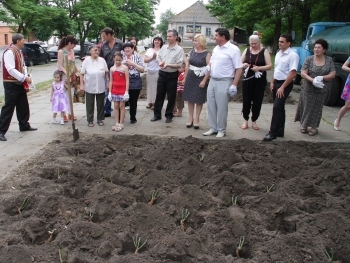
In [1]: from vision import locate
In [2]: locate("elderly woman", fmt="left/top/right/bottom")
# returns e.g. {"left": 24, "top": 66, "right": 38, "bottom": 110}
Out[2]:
{"left": 144, "top": 36, "right": 164, "bottom": 109}
{"left": 182, "top": 34, "right": 211, "bottom": 129}
{"left": 57, "top": 35, "right": 79, "bottom": 122}
{"left": 80, "top": 45, "right": 109, "bottom": 127}
{"left": 241, "top": 34, "right": 272, "bottom": 130}
{"left": 122, "top": 42, "right": 144, "bottom": 124}
{"left": 294, "top": 38, "right": 336, "bottom": 136}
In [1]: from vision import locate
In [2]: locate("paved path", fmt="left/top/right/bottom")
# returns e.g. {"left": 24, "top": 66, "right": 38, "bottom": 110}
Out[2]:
{"left": 0, "top": 88, "right": 349, "bottom": 181}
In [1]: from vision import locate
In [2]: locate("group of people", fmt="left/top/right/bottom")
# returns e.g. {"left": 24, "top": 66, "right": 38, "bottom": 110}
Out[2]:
{"left": 0, "top": 27, "right": 349, "bottom": 142}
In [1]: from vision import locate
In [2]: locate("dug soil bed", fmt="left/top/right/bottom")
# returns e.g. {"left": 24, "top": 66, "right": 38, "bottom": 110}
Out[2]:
{"left": 0, "top": 135, "right": 348, "bottom": 262}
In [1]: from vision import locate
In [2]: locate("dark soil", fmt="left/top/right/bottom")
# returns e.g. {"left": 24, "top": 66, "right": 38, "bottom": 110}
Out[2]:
{"left": 0, "top": 134, "right": 348, "bottom": 262}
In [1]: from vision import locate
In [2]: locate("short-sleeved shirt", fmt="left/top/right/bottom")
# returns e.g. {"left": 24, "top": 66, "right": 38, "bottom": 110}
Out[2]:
{"left": 80, "top": 57, "right": 108, "bottom": 94}
{"left": 100, "top": 39, "right": 123, "bottom": 69}
{"left": 273, "top": 47, "right": 299, "bottom": 80}
{"left": 157, "top": 44, "right": 184, "bottom": 73}
{"left": 145, "top": 48, "right": 160, "bottom": 73}
{"left": 210, "top": 41, "right": 243, "bottom": 78}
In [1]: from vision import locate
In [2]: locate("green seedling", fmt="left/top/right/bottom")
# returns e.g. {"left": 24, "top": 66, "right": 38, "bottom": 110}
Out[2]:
{"left": 148, "top": 189, "right": 159, "bottom": 206}
{"left": 59, "top": 248, "right": 67, "bottom": 263}
{"left": 18, "top": 197, "right": 29, "bottom": 214}
{"left": 232, "top": 195, "right": 238, "bottom": 206}
{"left": 324, "top": 248, "right": 334, "bottom": 261}
{"left": 236, "top": 235, "right": 245, "bottom": 258}
{"left": 266, "top": 183, "right": 275, "bottom": 193}
{"left": 180, "top": 208, "right": 190, "bottom": 231}
{"left": 133, "top": 234, "right": 147, "bottom": 254}
{"left": 47, "top": 228, "right": 57, "bottom": 242}
{"left": 199, "top": 179, "right": 208, "bottom": 189}
{"left": 198, "top": 153, "right": 205, "bottom": 162}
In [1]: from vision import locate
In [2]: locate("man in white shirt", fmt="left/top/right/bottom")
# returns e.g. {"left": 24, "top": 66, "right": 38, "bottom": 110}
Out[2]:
{"left": 203, "top": 28, "right": 243, "bottom": 138}
{"left": 263, "top": 34, "right": 300, "bottom": 141}
{"left": 0, "top": 34, "right": 36, "bottom": 141}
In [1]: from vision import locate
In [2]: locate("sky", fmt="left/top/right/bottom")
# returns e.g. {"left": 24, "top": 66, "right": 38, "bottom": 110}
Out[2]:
{"left": 154, "top": 0, "right": 209, "bottom": 25}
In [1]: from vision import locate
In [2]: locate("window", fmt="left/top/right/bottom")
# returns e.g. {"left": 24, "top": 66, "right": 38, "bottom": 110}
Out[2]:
{"left": 4, "top": 34, "right": 8, "bottom": 45}
{"left": 206, "top": 28, "right": 211, "bottom": 37}
{"left": 178, "top": 26, "right": 184, "bottom": 36}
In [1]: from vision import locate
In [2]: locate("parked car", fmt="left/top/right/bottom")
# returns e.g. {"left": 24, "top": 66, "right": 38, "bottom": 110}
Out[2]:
{"left": 73, "top": 44, "right": 92, "bottom": 59}
{"left": 22, "top": 43, "right": 51, "bottom": 66}
{"left": 47, "top": 46, "right": 58, "bottom": 60}
{"left": 32, "top": 41, "right": 48, "bottom": 50}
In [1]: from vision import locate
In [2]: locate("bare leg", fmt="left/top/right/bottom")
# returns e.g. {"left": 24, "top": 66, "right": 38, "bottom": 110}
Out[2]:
{"left": 194, "top": 103, "right": 203, "bottom": 126}
{"left": 187, "top": 102, "right": 194, "bottom": 124}
{"left": 119, "top": 102, "right": 126, "bottom": 125}
{"left": 335, "top": 101, "right": 350, "bottom": 128}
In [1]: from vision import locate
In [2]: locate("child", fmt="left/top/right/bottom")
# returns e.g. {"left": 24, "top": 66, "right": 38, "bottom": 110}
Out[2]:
{"left": 108, "top": 52, "right": 129, "bottom": 131}
{"left": 50, "top": 70, "right": 70, "bottom": 125}
{"left": 173, "top": 65, "right": 185, "bottom": 117}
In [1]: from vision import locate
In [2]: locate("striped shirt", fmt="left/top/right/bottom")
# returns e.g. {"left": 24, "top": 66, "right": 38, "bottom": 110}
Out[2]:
{"left": 122, "top": 51, "right": 144, "bottom": 75}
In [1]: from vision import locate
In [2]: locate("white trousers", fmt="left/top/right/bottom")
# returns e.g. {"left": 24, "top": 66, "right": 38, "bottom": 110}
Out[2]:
{"left": 206, "top": 77, "right": 232, "bottom": 133}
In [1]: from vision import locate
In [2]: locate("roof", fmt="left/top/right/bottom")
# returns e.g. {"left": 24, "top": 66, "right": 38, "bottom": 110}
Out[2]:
{"left": 169, "top": 1, "right": 220, "bottom": 24}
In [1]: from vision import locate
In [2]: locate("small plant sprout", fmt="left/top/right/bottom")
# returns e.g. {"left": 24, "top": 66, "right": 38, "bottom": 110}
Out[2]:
{"left": 232, "top": 195, "right": 238, "bottom": 206}
{"left": 180, "top": 208, "right": 190, "bottom": 231}
{"left": 47, "top": 228, "right": 57, "bottom": 242}
{"left": 58, "top": 248, "right": 67, "bottom": 263}
{"left": 236, "top": 235, "right": 245, "bottom": 258}
{"left": 324, "top": 248, "right": 334, "bottom": 262}
{"left": 199, "top": 179, "right": 208, "bottom": 189}
{"left": 266, "top": 183, "right": 275, "bottom": 193}
{"left": 148, "top": 189, "right": 159, "bottom": 206}
{"left": 198, "top": 153, "right": 205, "bottom": 162}
{"left": 132, "top": 234, "right": 147, "bottom": 254}
{"left": 18, "top": 197, "right": 29, "bottom": 214}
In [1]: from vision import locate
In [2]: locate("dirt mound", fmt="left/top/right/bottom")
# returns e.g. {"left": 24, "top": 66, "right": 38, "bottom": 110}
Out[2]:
{"left": 0, "top": 135, "right": 347, "bottom": 262}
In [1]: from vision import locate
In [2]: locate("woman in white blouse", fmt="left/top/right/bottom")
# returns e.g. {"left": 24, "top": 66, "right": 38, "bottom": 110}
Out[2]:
{"left": 80, "top": 45, "right": 109, "bottom": 127}
{"left": 144, "top": 37, "right": 163, "bottom": 109}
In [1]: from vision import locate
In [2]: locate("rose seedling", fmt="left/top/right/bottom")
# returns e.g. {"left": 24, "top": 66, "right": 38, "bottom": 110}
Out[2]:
{"left": 133, "top": 234, "right": 147, "bottom": 254}
{"left": 180, "top": 208, "right": 190, "bottom": 231}
{"left": 18, "top": 197, "right": 29, "bottom": 214}
{"left": 232, "top": 195, "right": 238, "bottom": 206}
{"left": 324, "top": 248, "right": 334, "bottom": 262}
{"left": 266, "top": 183, "right": 275, "bottom": 193}
{"left": 148, "top": 189, "right": 158, "bottom": 206}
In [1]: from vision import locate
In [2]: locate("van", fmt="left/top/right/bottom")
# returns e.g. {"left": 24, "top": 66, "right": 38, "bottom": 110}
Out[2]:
{"left": 22, "top": 43, "right": 51, "bottom": 66}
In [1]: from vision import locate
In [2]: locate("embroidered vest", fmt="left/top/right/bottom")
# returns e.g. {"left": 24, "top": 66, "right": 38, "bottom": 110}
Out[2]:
{"left": 2, "top": 44, "right": 24, "bottom": 82}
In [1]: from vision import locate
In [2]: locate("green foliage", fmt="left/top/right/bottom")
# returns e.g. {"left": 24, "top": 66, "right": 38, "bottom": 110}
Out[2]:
{"left": 156, "top": 9, "right": 175, "bottom": 38}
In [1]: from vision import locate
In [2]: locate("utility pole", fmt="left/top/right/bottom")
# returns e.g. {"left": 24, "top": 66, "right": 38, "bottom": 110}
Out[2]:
{"left": 193, "top": 17, "right": 196, "bottom": 38}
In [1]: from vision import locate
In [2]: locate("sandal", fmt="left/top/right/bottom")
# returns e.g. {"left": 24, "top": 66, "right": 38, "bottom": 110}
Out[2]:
{"left": 112, "top": 123, "right": 119, "bottom": 131}
{"left": 173, "top": 113, "right": 182, "bottom": 117}
{"left": 88, "top": 122, "right": 94, "bottom": 127}
{"left": 151, "top": 106, "right": 154, "bottom": 110}
{"left": 146, "top": 103, "right": 153, "bottom": 109}
{"left": 334, "top": 119, "right": 340, "bottom": 131}
{"left": 308, "top": 128, "right": 318, "bottom": 136}
{"left": 300, "top": 128, "right": 308, "bottom": 134}
{"left": 252, "top": 122, "right": 259, "bottom": 130}
{"left": 97, "top": 120, "right": 104, "bottom": 126}
{"left": 115, "top": 123, "right": 124, "bottom": 132}
{"left": 241, "top": 122, "right": 248, "bottom": 130}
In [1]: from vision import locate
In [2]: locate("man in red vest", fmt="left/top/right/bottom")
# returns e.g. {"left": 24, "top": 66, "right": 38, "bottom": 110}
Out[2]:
{"left": 0, "top": 33, "right": 37, "bottom": 141}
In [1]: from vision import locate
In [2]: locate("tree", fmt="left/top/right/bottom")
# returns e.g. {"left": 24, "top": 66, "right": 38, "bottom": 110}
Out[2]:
{"left": 156, "top": 8, "right": 175, "bottom": 38}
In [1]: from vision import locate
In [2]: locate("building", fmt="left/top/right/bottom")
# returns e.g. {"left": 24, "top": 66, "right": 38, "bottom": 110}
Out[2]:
{"left": 168, "top": 1, "right": 221, "bottom": 42}
{"left": 0, "top": 22, "right": 13, "bottom": 47}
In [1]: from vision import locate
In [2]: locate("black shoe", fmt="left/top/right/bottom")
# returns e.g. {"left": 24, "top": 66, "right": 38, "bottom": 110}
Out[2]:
{"left": 151, "top": 116, "right": 161, "bottom": 122}
{"left": 0, "top": 134, "right": 7, "bottom": 141}
{"left": 276, "top": 134, "right": 284, "bottom": 137}
{"left": 165, "top": 118, "right": 172, "bottom": 123}
{"left": 20, "top": 127, "right": 38, "bottom": 132}
{"left": 130, "top": 120, "right": 137, "bottom": 124}
{"left": 104, "top": 113, "right": 111, "bottom": 117}
{"left": 262, "top": 134, "right": 277, "bottom": 141}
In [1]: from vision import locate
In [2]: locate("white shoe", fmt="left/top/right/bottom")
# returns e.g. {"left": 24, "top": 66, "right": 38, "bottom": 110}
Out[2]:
{"left": 203, "top": 129, "right": 217, "bottom": 136}
{"left": 216, "top": 132, "right": 226, "bottom": 138}
{"left": 51, "top": 119, "right": 59, "bottom": 124}
{"left": 334, "top": 120, "right": 340, "bottom": 131}
{"left": 125, "top": 106, "right": 130, "bottom": 110}
{"left": 60, "top": 119, "right": 64, "bottom": 125}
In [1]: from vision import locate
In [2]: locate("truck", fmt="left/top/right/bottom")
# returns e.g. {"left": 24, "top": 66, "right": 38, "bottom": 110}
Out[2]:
{"left": 292, "top": 22, "right": 350, "bottom": 106}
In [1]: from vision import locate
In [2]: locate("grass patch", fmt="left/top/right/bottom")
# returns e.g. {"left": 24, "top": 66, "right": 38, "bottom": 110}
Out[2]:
{"left": 0, "top": 79, "right": 52, "bottom": 107}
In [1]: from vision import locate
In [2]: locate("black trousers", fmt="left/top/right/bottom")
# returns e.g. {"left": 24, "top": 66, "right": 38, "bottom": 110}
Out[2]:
{"left": 128, "top": 89, "right": 141, "bottom": 121}
{"left": 242, "top": 77, "right": 266, "bottom": 121}
{"left": 0, "top": 82, "right": 31, "bottom": 134}
{"left": 268, "top": 80, "right": 293, "bottom": 137}
{"left": 153, "top": 70, "right": 178, "bottom": 119}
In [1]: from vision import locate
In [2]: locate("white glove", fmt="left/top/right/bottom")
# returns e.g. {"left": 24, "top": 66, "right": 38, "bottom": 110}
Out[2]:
{"left": 123, "top": 92, "right": 129, "bottom": 102}
{"left": 244, "top": 67, "right": 249, "bottom": 77}
{"left": 312, "top": 78, "right": 324, "bottom": 89}
{"left": 228, "top": 85, "right": 237, "bottom": 98}
{"left": 255, "top": 71, "right": 263, "bottom": 78}
{"left": 315, "top": 76, "right": 323, "bottom": 82}
{"left": 206, "top": 65, "right": 211, "bottom": 72}
{"left": 107, "top": 92, "right": 112, "bottom": 101}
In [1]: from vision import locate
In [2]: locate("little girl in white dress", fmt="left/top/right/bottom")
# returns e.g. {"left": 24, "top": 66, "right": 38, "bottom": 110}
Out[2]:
{"left": 50, "top": 70, "right": 70, "bottom": 124}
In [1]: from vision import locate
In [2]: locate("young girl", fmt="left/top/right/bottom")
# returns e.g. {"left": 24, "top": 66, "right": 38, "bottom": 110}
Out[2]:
{"left": 108, "top": 52, "right": 129, "bottom": 131}
{"left": 50, "top": 70, "right": 70, "bottom": 125}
